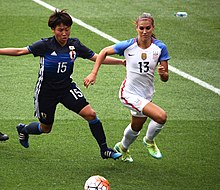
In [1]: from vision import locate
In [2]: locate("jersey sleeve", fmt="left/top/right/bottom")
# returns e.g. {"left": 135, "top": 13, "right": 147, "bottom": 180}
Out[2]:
{"left": 113, "top": 38, "right": 136, "bottom": 56}
{"left": 160, "top": 45, "right": 170, "bottom": 61}
{"left": 74, "top": 39, "right": 95, "bottom": 59}
{"left": 153, "top": 39, "right": 170, "bottom": 61}
{"left": 27, "top": 39, "right": 47, "bottom": 57}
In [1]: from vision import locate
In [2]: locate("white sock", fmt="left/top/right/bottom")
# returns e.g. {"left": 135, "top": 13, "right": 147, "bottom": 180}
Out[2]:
{"left": 146, "top": 120, "right": 163, "bottom": 142}
{"left": 121, "top": 124, "right": 140, "bottom": 149}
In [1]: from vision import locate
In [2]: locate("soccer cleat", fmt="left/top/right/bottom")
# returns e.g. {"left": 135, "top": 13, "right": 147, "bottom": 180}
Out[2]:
{"left": 114, "top": 142, "right": 133, "bottom": 162}
{"left": 101, "top": 148, "right": 122, "bottom": 160}
{"left": 0, "top": 132, "right": 9, "bottom": 141}
{"left": 143, "top": 137, "right": 162, "bottom": 159}
{"left": 16, "top": 123, "right": 29, "bottom": 148}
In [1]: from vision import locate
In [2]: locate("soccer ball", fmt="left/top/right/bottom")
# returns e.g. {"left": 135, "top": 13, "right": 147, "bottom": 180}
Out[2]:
{"left": 84, "top": 175, "right": 110, "bottom": 190}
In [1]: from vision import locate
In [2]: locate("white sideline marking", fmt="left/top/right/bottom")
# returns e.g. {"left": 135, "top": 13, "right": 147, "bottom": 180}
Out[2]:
{"left": 169, "top": 65, "right": 220, "bottom": 95}
{"left": 32, "top": 0, "right": 220, "bottom": 96}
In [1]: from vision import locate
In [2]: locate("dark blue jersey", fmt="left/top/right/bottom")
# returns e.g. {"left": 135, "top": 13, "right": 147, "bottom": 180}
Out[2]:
{"left": 28, "top": 36, "right": 95, "bottom": 91}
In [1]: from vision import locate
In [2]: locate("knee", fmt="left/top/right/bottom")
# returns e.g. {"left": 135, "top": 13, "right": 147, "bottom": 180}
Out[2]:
{"left": 40, "top": 123, "right": 52, "bottom": 133}
{"left": 80, "top": 108, "right": 97, "bottom": 121}
{"left": 157, "top": 111, "right": 167, "bottom": 124}
{"left": 87, "top": 110, "right": 97, "bottom": 121}
{"left": 79, "top": 105, "right": 98, "bottom": 121}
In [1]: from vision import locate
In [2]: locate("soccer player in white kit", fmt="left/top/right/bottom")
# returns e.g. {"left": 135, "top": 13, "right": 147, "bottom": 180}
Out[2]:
{"left": 84, "top": 13, "right": 170, "bottom": 162}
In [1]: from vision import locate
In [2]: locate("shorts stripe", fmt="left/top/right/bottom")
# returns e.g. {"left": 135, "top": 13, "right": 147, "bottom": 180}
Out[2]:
{"left": 119, "top": 79, "right": 126, "bottom": 99}
{"left": 34, "top": 57, "right": 45, "bottom": 118}
{"left": 121, "top": 97, "right": 140, "bottom": 112}
{"left": 119, "top": 79, "right": 140, "bottom": 112}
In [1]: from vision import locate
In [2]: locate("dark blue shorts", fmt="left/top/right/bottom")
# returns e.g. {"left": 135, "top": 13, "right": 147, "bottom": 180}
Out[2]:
{"left": 34, "top": 82, "right": 89, "bottom": 125}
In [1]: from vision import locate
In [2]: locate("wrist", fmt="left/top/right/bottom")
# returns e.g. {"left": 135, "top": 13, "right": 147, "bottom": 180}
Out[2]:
{"left": 91, "top": 71, "right": 97, "bottom": 76}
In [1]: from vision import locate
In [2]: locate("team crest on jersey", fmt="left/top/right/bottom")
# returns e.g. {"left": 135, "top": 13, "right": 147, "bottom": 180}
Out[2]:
{"left": 141, "top": 53, "right": 147, "bottom": 60}
{"left": 40, "top": 112, "right": 47, "bottom": 120}
{"left": 69, "top": 46, "right": 76, "bottom": 60}
{"left": 153, "top": 51, "right": 159, "bottom": 60}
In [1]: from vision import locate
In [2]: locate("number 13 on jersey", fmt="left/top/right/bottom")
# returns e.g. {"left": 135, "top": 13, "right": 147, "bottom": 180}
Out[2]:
{"left": 138, "top": 61, "right": 149, "bottom": 73}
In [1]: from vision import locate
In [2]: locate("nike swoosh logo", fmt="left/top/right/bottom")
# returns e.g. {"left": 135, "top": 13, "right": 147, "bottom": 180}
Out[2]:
{"left": 128, "top": 54, "right": 134, "bottom": 56}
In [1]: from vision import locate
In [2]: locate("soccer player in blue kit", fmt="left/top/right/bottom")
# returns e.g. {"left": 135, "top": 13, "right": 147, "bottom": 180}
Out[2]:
{"left": 0, "top": 10, "right": 123, "bottom": 160}
{"left": 84, "top": 13, "right": 170, "bottom": 162}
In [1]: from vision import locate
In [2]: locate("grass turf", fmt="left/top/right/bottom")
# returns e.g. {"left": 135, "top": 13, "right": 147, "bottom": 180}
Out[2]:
{"left": 0, "top": 0, "right": 219, "bottom": 189}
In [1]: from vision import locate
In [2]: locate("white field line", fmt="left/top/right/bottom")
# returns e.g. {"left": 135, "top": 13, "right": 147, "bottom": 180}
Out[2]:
{"left": 32, "top": 0, "right": 220, "bottom": 96}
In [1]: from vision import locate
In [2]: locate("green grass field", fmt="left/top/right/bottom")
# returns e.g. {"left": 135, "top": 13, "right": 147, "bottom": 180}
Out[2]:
{"left": 0, "top": 0, "right": 220, "bottom": 189}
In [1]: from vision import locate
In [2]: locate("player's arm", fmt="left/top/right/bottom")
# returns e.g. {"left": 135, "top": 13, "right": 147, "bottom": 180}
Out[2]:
{"left": 89, "top": 52, "right": 125, "bottom": 66}
{"left": 0, "top": 47, "right": 30, "bottom": 56}
{"left": 84, "top": 46, "right": 119, "bottom": 88}
{"left": 158, "top": 60, "right": 169, "bottom": 82}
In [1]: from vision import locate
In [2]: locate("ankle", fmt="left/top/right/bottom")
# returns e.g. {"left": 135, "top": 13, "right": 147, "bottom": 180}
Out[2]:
{"left": 120, "top": 144, "right": 128, "bottom": 152}
{"left": 144, "top": 136, "right": 154, "bottom": 144}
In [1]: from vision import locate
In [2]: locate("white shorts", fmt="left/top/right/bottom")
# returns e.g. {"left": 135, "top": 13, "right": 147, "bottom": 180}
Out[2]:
{"left": 119, "top": 92, "right": 150, "bottom": 117}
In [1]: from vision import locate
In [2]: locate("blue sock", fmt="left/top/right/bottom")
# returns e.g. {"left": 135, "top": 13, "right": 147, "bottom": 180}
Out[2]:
{"left": 88, "top": 117, "right": 107, "bottom": 151}
{"left": 22, "top": 122, "right": 43, "bottom": 135}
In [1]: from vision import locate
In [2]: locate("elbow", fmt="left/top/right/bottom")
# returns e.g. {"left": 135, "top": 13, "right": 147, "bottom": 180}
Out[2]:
{"left": 160, "top": 73, "right": 169, "bottom": 82}
{"left": 17, "top": 50, "right": 27, "bottom": 56}
{"left": 16, "top": 48, "right": 29, "bottom": 56}
{"left": 161, "top": 77, "right": 169, "bottom": 82}
{"left": 101, "top": 48, "right": 108, "bottom": 58}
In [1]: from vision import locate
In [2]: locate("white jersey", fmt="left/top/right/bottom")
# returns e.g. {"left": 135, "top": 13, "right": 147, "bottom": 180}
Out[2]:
{"left": 113, "top": 37, "right": 170, "bottom": 114}
{"left": 114, "top": 37, "right": 170, "bottom": 101}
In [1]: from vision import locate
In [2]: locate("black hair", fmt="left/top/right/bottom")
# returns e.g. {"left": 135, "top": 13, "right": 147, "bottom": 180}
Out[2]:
{"left": 48, "top": 9, "right": 73, "bottom": 29}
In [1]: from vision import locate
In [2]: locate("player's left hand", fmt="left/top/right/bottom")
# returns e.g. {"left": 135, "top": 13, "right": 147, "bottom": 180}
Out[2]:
{"left": 84, "top": 73, "right": 96, "bottom": 88}
{"left": 158, "top": 64, "right": 169, "bottom": 82}
{"left": 158, "top": 65, "right": 166, "bottom": 75}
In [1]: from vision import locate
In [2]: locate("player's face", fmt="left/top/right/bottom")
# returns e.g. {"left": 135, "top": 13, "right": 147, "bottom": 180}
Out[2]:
{"left": 52, "top": 23, "right": 71, "bottom": 46}
{"left": 136, "top": 19, "right": 154, "bottom": 41}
